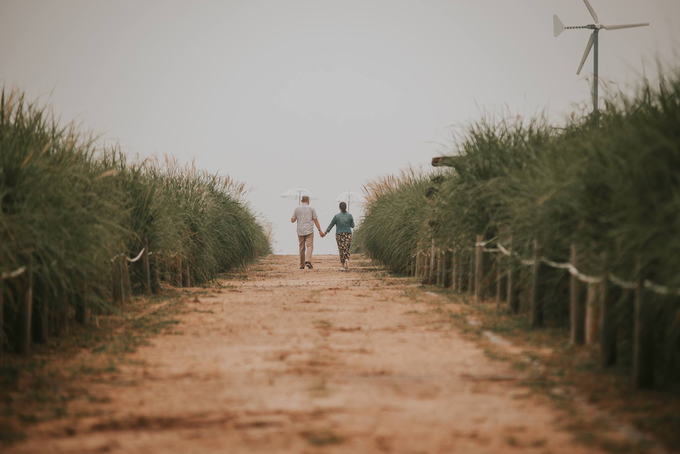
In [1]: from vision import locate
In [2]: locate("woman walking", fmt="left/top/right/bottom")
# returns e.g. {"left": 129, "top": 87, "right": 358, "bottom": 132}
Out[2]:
{"left": 324, "top": 202, "right": 355, "bottom": 271}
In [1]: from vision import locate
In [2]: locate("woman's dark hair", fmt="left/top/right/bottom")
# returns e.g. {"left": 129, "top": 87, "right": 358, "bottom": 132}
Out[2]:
{"left": 339, "top": 202, "right": 347, "bottom": 213}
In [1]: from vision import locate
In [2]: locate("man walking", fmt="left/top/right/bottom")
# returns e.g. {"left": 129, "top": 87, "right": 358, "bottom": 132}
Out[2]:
{"left": 291, "top": 195, "right": 324, "bottom": 269}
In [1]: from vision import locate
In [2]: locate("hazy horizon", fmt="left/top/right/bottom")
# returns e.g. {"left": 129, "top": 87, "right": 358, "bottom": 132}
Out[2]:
{"left": 2, "top": 0, "right": 679, "bottom": 254}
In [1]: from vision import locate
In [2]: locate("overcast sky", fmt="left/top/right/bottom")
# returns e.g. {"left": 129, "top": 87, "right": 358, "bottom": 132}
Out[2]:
{"left": 1, "top": 0, "right": 678, "bottom": 254}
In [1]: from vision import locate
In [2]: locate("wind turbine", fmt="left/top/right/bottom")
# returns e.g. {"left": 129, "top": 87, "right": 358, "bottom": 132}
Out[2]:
{"left": 553, "top": 0, "right": 649, "bottom": 113}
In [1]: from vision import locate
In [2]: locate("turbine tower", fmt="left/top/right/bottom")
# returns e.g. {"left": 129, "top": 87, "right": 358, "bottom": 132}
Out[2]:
{"left": 553, "top": 0, "right": 649, "bottom": 113}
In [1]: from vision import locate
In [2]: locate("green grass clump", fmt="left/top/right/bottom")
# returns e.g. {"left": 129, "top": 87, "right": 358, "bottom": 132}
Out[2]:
{"left": 353, "top": 167, "right": 433, "bottom": 274}
{"left": 0, "top": 89, "right": 269, "bottom": 353}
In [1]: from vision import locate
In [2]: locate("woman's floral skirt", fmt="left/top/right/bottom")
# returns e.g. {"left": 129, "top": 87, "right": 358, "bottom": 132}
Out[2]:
{"left": 336, "top": 232, "right": 352, "bottom": 263}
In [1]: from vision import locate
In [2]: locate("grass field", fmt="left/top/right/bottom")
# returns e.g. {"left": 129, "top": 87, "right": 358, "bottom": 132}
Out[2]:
{"left": 356, "top": 69, "right": 680, "bottom": 388}
{"left": 0, "top": 88, "right": 270, "bottom": 355}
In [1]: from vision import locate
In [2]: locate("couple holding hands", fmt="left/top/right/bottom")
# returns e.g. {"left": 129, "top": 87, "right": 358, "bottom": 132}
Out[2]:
{"left": 291, "top": 196, "right": 355, "bottom": 271}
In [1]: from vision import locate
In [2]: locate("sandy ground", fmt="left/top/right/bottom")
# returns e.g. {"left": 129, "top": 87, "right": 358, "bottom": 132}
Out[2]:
{"left": 8, "top": 255, "right": 605, "bottom": 454}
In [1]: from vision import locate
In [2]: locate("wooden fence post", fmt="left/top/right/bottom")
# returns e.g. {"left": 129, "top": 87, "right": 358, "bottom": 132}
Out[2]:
{"left": 59, "top": 290, "right": 69, "bottom": 337}
{"left": 442, "top": 249, "right": 448, "bottom": 286}
{"left": 112, "top": 255, "right": 122, "bottom": 304}
{"left": 56, "top": 242, "right": 69, "bottom": 337}
{"left": 182, "top": 260, "right": 191, "bottom": 287}
{"left": 428, "top": 240, "right": 435, "bottom": 285}
{"left": 451, "top": 247, "right": 457, "bottom": 291}
{"left": 76, "top": 282, "right": 87, "bottom": 325}
{"left": 437, "top": 249, "right": 444, "bottom": 287}
{"left": 530, "top": 239, "right": 544, "bottom": 328}
{"left": 506, "top": 237, "right": 519, "bottom": 314}
{"left": 600, "top": 253, "right": 616, "bottom": 367}
{"left": 468, "top": 249, "right": 475, "bottom": 296}
{"left": 457, "top": 250, "right": 463, "bottom": 292}
{"left": 415, "top": 250, "right": 420, "bottom": 277}
{"left": 152, "top": 252, "right": 161, "bottom": 293}
{"left": 39, "top": 290, "right": 49, "bottom": 344}
{"left": 21, "top": 255, "right": 33, "bottom": 355}
{"left": 570, "top": 244, "right": 585, "bottom": 345}
{"left": 633, "top": 257, "right": 654, "bottom": 389}
{"left": 177, "top": 254, "right": 183, "bottom": 287}
{"left": 496, "top": 254, "right": 507, "bottom": 306}
{"left": 123, "top": 257, "right": 131, "bottom": 302}
{"left": 585, "top": 283, "right": 601, "bottom": 345}
{"left": 142, "top": 239, "right": 151, "bottom": 294}
{"left": 475, "top": 235, "right": 484, "bottom": 304}
{"left": 0, "top": 254, "right": 4, "bottom": 359}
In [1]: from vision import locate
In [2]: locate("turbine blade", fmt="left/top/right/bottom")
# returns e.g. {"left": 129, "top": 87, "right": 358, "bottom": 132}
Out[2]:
{"left": 602, "top": 22, "right": 649, "bottom": 30}
{"left": 577, "top": 33, "right": 595, "bottom": 75}
{"left": 553, "top": 15, "right": 565, "bottom": 37}
{"left": 583, "top": 0, "right": 599, "bottom": 23}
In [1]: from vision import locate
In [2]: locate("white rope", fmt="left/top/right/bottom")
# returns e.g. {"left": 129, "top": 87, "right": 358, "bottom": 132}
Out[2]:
{"left": 644, "top": 279, "right": 680, "bottom": 296}
{"left": 567, "top": 266, "right": 604, "bottom": 284}
{"left": 610, "top": 274, "right": 638, "bottom": 290}
{"left": 127, "top": 248, "right": 145, "bottom": 263}
{"left": 542, "top": 259, "right": 572, "bottom": 270}
{"left": 1, "top": 266, "right": 27, "bottom": 281}
{"left": 496, "top": 241, "right": 680, "bottom": 292}
{"left": 497, "top": 243, "right": 513, "bottom": 257}
{"left": 109, "top": 248, "right": 146, "bottom": 263}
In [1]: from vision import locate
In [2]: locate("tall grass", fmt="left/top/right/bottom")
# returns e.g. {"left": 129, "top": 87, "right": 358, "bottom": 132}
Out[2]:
{"left": 0, "top": 89, "right": 269, "bottom": 353}
{"left": 361, "top": 69, "right": 680, "bottom": 381}
{"left": 355, "top": 167, "right": 434, "bottom": 273}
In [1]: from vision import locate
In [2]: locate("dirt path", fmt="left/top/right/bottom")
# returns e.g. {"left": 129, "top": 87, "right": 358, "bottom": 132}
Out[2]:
{"left": 9, "top": 255, "right": 605, "bottom": 453}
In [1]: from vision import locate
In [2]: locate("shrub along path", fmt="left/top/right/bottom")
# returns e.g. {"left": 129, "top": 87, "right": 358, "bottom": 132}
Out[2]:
{"left": 7, "top": 255, "right": 630, "bottom": 453}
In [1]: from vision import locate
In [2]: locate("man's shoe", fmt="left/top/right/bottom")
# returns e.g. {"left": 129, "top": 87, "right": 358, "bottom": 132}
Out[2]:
{"left": 300, "top": 265, "right": 305, "bottom": 270}
{"left": 305, "top": 261, "right": 313, "bottom": 269}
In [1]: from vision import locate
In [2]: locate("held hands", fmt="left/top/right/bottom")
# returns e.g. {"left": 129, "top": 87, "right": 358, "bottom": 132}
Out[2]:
{"left": 319, "top": 231, "right": 327, "bottom": 238}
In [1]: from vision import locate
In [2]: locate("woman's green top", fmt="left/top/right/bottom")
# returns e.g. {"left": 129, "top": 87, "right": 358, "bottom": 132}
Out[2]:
{"left": 326, "top": 212, "right": 355, "bottom": 234}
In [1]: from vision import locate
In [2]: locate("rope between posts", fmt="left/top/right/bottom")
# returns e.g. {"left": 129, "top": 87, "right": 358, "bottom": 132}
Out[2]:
{"left": 3, "top": 247, "right": 147, "bottom": 282}
{"left": 127, "top": 248, "right": 145, "bottom": 263}
{"left": 494, "top": 241, "right": 679, "bottom": 295}
{"left": 109, "top": 247, "right": 146, "bottom": 263}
